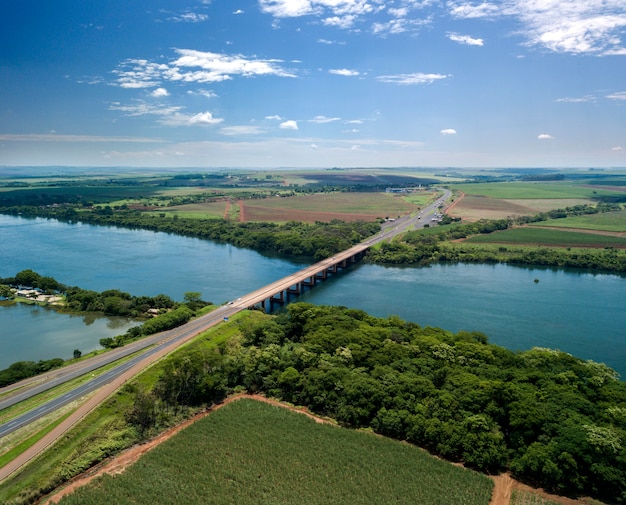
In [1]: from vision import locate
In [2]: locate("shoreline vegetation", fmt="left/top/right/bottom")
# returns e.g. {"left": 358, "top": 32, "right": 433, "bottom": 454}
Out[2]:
{"left": 1, "top": 305, "right": 624, "bottom": 505}
{"left": 0, "top": 270, "right": 210, "bottom": 388}
{"left": 1, "top": 175, "right": 625, "bottom": 504}
{"left": 1, "top": 200, "right": 625, "bottom": 273}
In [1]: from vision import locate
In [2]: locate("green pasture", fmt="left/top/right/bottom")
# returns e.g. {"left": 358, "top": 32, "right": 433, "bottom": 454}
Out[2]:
{"left": 149, "top": 201, "right": 231, "bottom": 220}
{"left": 464, "top": 227, "right": 626, "bottom": 248}
{"left": 55, "top": 399, "right": 493, "bottom": 505}
{"left": 451, "top": 182, "right": 621, "bottom": 200}
{"left": 529, "top": 210, "right": 626, "bottom": 232}
{"left": 245, "top": 191, "right": 418, "bottom": 215}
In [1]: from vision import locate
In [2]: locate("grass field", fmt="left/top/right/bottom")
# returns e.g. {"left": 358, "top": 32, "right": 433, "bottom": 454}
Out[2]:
{"left": 152, "top": 200, "right": 232, "bottom": 220}
{"left": 528, "top": 210, "right": 626, "bottom": 232}
{"left": 240, "top": 192, "right": 420, "bottom": 222}
{"left": 463, "top": 227, "right": 626, "bottom": 248}
{"left": 451, "top": 182, "right": 624, "bottom": 200}
{"left": 54, "top": 399, "right": 493, "bottom": 505}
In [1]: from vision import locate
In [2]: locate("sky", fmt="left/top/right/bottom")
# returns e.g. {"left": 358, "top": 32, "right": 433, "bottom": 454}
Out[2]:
{"left": 1, "top": 0, "right": 625, "bottom": 169}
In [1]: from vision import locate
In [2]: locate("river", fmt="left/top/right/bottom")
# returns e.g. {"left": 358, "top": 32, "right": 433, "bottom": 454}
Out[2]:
{"left": 1, "top": 214, "right": 624, "bottom": 377}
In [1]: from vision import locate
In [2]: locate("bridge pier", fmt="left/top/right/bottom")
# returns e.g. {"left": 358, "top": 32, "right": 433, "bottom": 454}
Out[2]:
{"left": 245, "top": 247, "right": 370, "bottom": 314}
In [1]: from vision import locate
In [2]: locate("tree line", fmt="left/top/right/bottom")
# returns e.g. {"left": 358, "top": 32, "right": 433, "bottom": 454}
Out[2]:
{"left": 367, "top": 206, "right": 626, "bottom": 272}
{"left": 0, "top": 205, "right": 380, "bottom": 260}
{"left": 127, "top": 303, "right": 625, "bottom": 503}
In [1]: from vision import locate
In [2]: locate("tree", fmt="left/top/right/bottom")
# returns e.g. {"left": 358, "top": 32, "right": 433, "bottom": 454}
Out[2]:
{"left": 184, "top": 291, "right": 202, "bottom": 303}
{"left": 0, "top": 285, "right": 13, "bottom": 299}
{"left": 73, "top": 349, "right": 82, "bottom": 359}
{"left": 15, "top": 269, "right": 41, "bottom": 287}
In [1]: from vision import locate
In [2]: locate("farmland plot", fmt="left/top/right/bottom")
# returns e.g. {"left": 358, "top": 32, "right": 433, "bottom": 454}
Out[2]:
{"left": 54, "top": 398, "right": 493, "bottom": 505}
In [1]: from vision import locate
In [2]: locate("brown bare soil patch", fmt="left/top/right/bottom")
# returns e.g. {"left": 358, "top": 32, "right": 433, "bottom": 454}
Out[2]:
{"left": 448, "top": 195, "right": 535, "bottom": 221}
{"left": 239, "top": 203, "right": 380, "bottom": 223}
{"left": 448, "top": 197, "right": 595, "bottom": 222}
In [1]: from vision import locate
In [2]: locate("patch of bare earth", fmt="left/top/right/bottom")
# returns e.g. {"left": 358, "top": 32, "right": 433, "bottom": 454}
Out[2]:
{"left": 448, "top": 195, "right": 536, "bottom": 222}
{"left": 239, "top": 203, "right": 379, "bottom": 223}
{"left": 449, "top": 197, "right": 596, "bottom": 222}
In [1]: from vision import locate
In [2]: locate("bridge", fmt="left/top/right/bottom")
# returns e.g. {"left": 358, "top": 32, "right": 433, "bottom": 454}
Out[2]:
{"left": 236, "top": 243, "right": 370, "bottom": 312}
{"left": 0, "top": 189, "right": 451, "bottom": 481}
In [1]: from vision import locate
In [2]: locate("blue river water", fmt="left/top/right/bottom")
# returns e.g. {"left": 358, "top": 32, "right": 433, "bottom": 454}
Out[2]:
{"left": 1, "top": 214, "right": 624, "bottom": 377}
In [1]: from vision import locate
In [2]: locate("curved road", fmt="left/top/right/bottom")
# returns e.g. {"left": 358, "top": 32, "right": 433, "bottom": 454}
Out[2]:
{"left": 0, "top": 188, "right": 451, "bottom": 481}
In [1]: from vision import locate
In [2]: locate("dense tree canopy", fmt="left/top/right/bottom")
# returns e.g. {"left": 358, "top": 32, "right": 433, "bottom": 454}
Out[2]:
{"left": 144, "top": 304, "right": 625, "bottom": 503}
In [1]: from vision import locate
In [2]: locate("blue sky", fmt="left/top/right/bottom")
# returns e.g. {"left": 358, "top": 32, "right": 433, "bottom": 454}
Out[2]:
{"left": 1, "top": 0, "right": 625, "bottom": 169}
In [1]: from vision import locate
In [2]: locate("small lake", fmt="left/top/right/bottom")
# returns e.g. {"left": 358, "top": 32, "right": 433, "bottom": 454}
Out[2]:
{"left": 1, "top": 214, "right": 625, "bottom": 377}
{"left": 0, "top": 303, "right": 139, "bottom": 368}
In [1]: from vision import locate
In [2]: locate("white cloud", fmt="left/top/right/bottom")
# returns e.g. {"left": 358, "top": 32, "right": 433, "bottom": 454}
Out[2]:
{"left": 555, "top": 95, "right": 596, "bottom": 103}
{"left": 187, "top": 89, "right": 218, "bottom": 99}
{"left": 265, "top": 115, "right": 283, "bottom": 120}
{"left": 449, "top": 0, "right": 626, "bottom": 56}
{"left": 538, "top": 133, "right": 554, "bottom": 140}
{"left": 151, "top": 87, "right": 169, "bottom": 97}
{"left": 220, "top": 125, "right": 265, "bottom": 135}
{"left": 259, "top": 0, "right": 316, "bottom": 18}
{"left": 441, "top": 128, "right": 457, "bottom": 135}
{"left": 318, "top": 38, "right": 345, "bottom": 45}
{"left": 310, "top": 143, "right": 319, "bottom": 149}
{"left": 377, "top": 72, "right": 449, "bottom": 85}
{"left": 323, "top": 15, "right": 358, "bottom": 29}
{"left": 346, "top": 119, "right": 363, "bottom": 124}
{"left": 448, "top": 1, "right": 500, "bottom": 19}
{"left": 0, "top": 133, "right": 164, "bottom": 143}
{"left": 110, "top": 100, "right": 223, "bottom": 127}
{"left": 113, "top": 50, "right": 296, "bottom": 89}
{"left": 109, "top": 101, "right": 183, "bottom": 117}
{"left": 329, "top": 68, "right": 360, "bottom": 76}
{"left": 607, "top": 91, "right": 626, "bottom": 100}
{"left": 169, "top": 12, "right": 208, "bottom": 23}
{"left": 309, "top": 115, "right": 341, "bottom": 123}
{"left": 612, "top": 146, "right": 623, "bottom": 151}
{"left": 448, "top": 32, "right": 484, "bottom": 46}
{"left": 280, "top": 120, "right": 299, "bottom": 130}
{"left": 172, "top": 49, "right": 297, "bottom": 79}
{"left": 188, "top": 112, "right": 223, "bottom": 125}
{"left": 233, "top": 9, "right": 244, "bottom": 14}
{"left": 372, "top": 16, "right": 431, "bottom": 35}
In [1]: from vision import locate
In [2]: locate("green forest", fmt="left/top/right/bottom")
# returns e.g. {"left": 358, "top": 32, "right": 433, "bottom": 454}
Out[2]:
{"left": 124, "top": 304, "right": 625, "bottom": 503}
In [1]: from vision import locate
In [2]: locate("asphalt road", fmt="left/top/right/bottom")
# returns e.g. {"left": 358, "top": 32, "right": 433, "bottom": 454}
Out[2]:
{"left": 0, "top": 188, "right": 451, "bottom": 481}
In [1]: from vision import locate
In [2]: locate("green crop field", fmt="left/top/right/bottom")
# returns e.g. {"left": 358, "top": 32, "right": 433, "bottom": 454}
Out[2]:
{"left": 55, "top": 399, "right": 493, "bottom": 505}
{"left": 451, "top": 182, "right": 622, "bottom": 200}
{"left": 528, "top": 210, "right": 626, "bottom": 232}
{"left": 239, "top": 191, "right": 422, "bottom": 222}
{"left": 464, "top": 227, "right": 626, "bottom": 248}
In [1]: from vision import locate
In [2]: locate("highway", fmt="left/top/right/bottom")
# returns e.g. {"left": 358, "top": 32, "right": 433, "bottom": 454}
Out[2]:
{"left": 0, "top": 188, "right": 451, "bottom": 481}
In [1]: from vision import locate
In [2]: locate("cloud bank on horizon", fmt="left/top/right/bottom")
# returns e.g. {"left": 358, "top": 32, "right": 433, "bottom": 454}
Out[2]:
{"left": 0, "top": 0, "right": 625, "bottom": 168}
